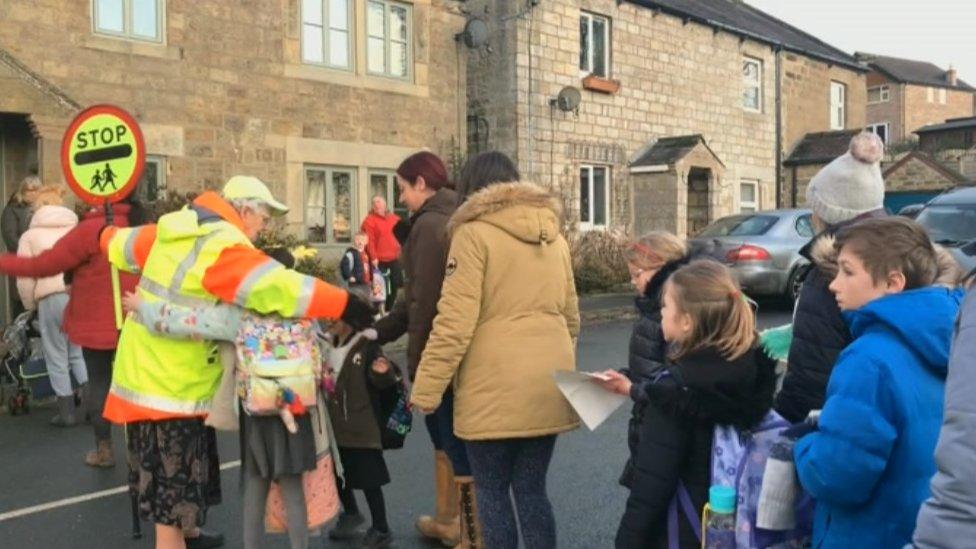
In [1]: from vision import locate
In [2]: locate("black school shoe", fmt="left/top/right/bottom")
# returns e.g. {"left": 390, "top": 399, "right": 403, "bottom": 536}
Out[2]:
{"left": 185, "top": 529, "right": 225, "bottom": 549}
{"left": 361, "top": 527, "right": 392, "bottom": 548}
{"left": 329, "top": 512, "right": 366, "bottom": 540}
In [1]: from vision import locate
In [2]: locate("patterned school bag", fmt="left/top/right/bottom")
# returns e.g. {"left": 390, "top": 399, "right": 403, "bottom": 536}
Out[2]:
{"left": 236, "top": 313, "right": 321, "bottom": 415}
{"left": 671, "top": 410, "right": 813, "bottom": 549}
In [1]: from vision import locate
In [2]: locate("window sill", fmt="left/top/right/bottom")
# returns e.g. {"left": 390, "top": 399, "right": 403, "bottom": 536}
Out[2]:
{"left": 83, "top": 34, "right": 182, "bottom": 61}
{"left": 285, "top": 64, "right": 429, "bottom": 98}
{"left": 581, "top": 75, "right": 620, "bottom": 95}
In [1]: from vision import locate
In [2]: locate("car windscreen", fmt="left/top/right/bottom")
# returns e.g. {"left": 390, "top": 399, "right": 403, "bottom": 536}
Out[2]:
{"left": 698, "top": 215, "right": 778, "bottom": 237}
{"left": 916, "top": 204, "right": 976, "bottom": 246}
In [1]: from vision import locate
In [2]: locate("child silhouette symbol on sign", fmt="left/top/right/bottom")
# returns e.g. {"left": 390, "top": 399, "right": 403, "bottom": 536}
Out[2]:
{"left": 90, "top": 169, "right": 103, "bottom": 191}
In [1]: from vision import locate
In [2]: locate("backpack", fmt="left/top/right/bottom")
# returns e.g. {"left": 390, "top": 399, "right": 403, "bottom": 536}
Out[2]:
{"left": 671, "top": 410, "right": 813, "bottom": 549}
{"left": 368, "top": 358, "right": 412, "bottom": 450}
{"left": 370, "top": 267, "right": 387, "bottom": 304}
{"left": 236, "top": 314, "right": 320, "bottom": 416}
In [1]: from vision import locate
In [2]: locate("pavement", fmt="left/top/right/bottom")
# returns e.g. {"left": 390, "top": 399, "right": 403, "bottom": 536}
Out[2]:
{"left": 0, "top": 301, "right": 792, "bottom": 548}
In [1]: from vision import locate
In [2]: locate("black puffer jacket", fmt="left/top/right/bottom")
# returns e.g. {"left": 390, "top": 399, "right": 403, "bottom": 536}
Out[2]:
{"left": 615, "top": 345, "right": 778, "bottom": 549}
{"left": 619, "top": 256, "right": 690, "bottom": 488}
{"left": 774, "top": 231, "right": 850, "bottom": 423}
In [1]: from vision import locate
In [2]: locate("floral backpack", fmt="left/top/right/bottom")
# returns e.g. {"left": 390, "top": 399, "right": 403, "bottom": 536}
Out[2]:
{"left": 236, "top": 313, "right": 321, "bottom": 416}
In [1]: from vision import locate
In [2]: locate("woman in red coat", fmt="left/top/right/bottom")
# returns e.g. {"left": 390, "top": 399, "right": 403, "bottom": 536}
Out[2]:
{"left": 0, "top": 198, "right": 147, "bottom": 467}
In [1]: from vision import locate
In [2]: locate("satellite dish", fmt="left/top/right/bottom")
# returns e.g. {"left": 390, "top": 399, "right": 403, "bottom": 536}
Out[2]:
{"left": 456, "top": 18, "right": 488, "bottom": 49}
{"left": 555, "top": 86, "right": 582, "bottom": 112}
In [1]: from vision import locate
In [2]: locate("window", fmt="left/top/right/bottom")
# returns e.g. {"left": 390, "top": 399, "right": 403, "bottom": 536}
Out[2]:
{"left": 742, "top": 57, "right": 762, "bottom": 112}
{"left": 739, "top": 180, "right": 758, "bottom": 213}
{"left": 939, "top": 88, "right": 947, "bottom": 104}
{"left": 579, "top": 12, "right": 609, "bottom": 78}
{"left": 579, "top": 165, "right": 609, "bottom": 230}
{"left": 796, "top": 214, "right": 815, "bottom": 238}
{"left": 368, "top": 170, "right": 408, "bottom": 219}
{"left": 305, "top": 166, "right": 356, "bottom": 244}
{"left": 867, "top": 85, "right": 890, "bottom": 104}
{"left": 830, "top": 81, "right": 846, "bottom": 130}
{"left": 301, "top": 0, "right": 352, "bottom": 69}
{"left": 93, "top": 0, "right": 163, "bottom": 42}
{"left": 927, "top": 87, "right": 935, "bottom": 103}
{"left": 366, "top": 0, "right": 411, "bottom": 79}
{"left": 135, "top": 155, "right": 166, "bottom": 202}
{"left": 867, "top": 122, "right": 890, "bottom": 144}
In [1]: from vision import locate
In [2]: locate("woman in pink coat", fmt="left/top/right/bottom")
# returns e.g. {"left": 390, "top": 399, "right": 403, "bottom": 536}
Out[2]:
{"left": 16, "top": 186, "right": 87, "bottom": 426}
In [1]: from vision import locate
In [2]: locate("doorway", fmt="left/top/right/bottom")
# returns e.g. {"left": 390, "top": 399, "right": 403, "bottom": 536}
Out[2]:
{"left": 0, "top": 113, "right": 39, "bottom": 323}
{"left": 686, "top": 167, "right": 711, "bottom": 237}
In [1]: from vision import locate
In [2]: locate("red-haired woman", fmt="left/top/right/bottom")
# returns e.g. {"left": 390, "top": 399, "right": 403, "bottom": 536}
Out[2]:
{"left": 371, "top": 151, "right": 472, "bottom": 546}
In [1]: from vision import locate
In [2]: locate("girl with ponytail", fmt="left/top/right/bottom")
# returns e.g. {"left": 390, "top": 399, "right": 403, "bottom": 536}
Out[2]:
{"left": 616, "top": 260, "right": 778, "bottom": 549}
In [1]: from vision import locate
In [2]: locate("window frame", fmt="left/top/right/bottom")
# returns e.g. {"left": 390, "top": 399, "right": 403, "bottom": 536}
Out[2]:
{"left": 739, "top": 179, "right": 759, "bottom": 214}
{"left": 742, "top": 57, "right": 763, "bottom": 113}
{"left": 927, "top": 87, "right": 935, "bottom": 103}
{"left": 579, "top": 11, "right": 610, "bottom": 79}
{"left": 867, "top": 85, "right": 890, "bottom": 104}
{"left": 366, "top": 0, "right": 413, "bottom": 81}
{"left": 136, "top": 155, "right": 167, "bottom": 202}
{"left": 938, "top": 88, "right": 948, "bottom": 104}
{"left": 866, "top": 122, "right": 890, "bottom": 144}
{"left": 92, "top": 0, "right": 165, "bottom": 43}
{"left": 830, "top": 81, "right": 846, "bottom": 130}
{"left": 579, "top": 165, "right": 610, "bottom": 231}
{"left": 367, "top": 169, "right": 408, "bottom": 219}
{"left": 304, "top": 165, "right": 358, "bottom": 245}
{"left": 300, "top": 0, "right": 354, "bottom": 70}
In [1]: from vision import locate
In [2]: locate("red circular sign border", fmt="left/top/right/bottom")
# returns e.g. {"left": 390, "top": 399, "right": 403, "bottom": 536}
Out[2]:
{"left": 60, "top": 104, "right": 146, "bottom": 206}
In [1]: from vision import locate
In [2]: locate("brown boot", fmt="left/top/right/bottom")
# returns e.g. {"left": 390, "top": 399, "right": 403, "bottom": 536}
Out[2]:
{"left": 416, "top": 451, "right": 461, "bottom": 546}
{"left": 84, "top": 439, "right": 115, "bottom": 468}
{"left": 456, "top": 477, "right": 484, "bottom": 548}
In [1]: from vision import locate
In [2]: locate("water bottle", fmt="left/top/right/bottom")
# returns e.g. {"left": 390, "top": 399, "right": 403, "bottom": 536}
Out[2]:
{"left": 704, "top": 485, "right": 737, "bottom": 549}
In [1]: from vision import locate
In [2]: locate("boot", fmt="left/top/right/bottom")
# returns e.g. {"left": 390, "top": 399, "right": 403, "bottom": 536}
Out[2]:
{"left": 76, "top": 383, "right": 91, "bottom": 422}
{"left": 416, "top": 451, "right": 461, "bottom": 546}
{"left": 456, "top": 477, "right": 484, "bottom": 549}
{"left": 85, "top": 439, "right": 116, "bottom": 468}
{"left": 50, "top": 396, "right": 78, "bottom": 427}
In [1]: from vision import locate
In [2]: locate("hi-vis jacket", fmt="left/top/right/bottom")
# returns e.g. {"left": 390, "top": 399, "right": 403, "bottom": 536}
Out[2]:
{"left": 100, "top": 191, "right": 349, "bottom": 424}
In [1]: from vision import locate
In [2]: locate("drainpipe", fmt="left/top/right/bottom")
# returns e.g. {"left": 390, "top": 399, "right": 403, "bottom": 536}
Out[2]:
{"left": 774, "top": 46, "right": 783, "bottom": 209}
{"left": 791, "top": 165, "right": 797, "bottom": 207}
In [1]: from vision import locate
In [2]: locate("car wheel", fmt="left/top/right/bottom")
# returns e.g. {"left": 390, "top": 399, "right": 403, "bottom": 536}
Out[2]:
{"left": 786, "top": 265, "right": 810, "bottom": 303}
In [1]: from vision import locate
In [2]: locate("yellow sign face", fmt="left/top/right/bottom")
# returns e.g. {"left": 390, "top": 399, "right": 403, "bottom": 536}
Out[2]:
{"left": 61, "top": 105, "right": 145, "bottom": 205}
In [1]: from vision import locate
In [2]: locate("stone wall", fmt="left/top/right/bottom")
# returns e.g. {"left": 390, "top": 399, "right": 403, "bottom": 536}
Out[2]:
{"left": 467, "top": 0, "right": 779, "bottom": 236}
{"left": 884, "top": 154, "right": 960, "bottom": 192}
{"left": 781, "top": 163, "right": 822, "bottom": 209}
{"left": 781, "top": 53, "right": 866, "bottom": 154}
{"left": 0, "top": 0, "right": 466, "bottom": 248}
{"left": 904, "top": 84, "right": 975, "bottom": 139}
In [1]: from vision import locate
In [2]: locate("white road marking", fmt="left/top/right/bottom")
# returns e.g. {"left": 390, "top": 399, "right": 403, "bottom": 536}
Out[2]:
{"left": 0, "top": 460, "right": 241, "bottom": 523}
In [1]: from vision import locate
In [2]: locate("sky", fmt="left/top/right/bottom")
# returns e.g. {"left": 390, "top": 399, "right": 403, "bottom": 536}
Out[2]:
{"left": 746, "top": 0, "right": 976, "bottom": 83}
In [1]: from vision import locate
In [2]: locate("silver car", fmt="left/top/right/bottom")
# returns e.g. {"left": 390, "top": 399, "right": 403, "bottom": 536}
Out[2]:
{"left": 689, "top": 209, "right": 814, "bottom": 300}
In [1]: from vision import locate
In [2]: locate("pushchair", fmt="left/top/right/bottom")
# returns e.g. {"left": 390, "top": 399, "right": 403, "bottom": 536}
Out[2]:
{"left": 1, "top": 310, "right": 49, "bottom": 415}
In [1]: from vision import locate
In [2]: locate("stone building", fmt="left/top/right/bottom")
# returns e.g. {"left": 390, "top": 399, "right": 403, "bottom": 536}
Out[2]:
{"left": 856, "top": 53, "right": 976, "bottom": 144}
{"left": 465, "top": 0, "right": 865, "bottom": 237}
{"left": 0, "top": 0, "right": 466, "bottom": 319}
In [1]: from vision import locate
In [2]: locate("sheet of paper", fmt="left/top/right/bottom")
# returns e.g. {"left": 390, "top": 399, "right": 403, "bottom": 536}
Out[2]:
{"left": 553, "top": 371, "right": 628, "bottom": 431}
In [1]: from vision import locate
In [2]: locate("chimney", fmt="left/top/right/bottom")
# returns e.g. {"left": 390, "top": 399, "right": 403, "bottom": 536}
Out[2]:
{"left": 947, "top": 65, "right": 958, "bottom": 86}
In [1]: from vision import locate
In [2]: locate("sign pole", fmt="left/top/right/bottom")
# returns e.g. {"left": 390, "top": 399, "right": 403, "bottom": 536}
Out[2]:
{"left": 105, "top": 199, "right": 124, "bottom": 330}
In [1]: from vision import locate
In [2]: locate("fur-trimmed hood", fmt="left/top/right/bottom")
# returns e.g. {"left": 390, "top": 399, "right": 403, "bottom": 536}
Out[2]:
{"left": 809, "top": 233, "right": 962, "bottom": 287}
{"left": 448, "top": 182, "right": 562, "bottom": 244}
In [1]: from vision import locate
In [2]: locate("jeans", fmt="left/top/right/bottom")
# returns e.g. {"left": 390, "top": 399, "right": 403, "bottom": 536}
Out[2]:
{"left": 466, "top": 435, "right": 558, "bottom": 549}
{"left": 424, "top": 388, "right": 471, "bottom": 476}
{"left": 38, "top": 293, "right": 87, "bottom": 397}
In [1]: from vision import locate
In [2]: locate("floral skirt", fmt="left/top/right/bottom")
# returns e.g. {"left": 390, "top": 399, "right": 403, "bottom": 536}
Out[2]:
{"left": 126, "top": 418, "right": 222, "bottom": 529}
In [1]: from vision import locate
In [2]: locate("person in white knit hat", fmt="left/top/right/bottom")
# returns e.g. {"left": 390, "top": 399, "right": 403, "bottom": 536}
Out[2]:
{"left": 774, "top": 132, "right": 887, "bottom": 424}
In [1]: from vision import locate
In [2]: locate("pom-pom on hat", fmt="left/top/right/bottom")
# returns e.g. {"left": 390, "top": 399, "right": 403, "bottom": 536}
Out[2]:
{"left": 805, "top": 132, "right": 885, "bottom": 226}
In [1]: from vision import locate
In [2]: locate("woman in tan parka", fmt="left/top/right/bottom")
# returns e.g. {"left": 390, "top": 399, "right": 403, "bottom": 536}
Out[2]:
{"left": 411, "top": 151, "right": 580, "bottom": 549}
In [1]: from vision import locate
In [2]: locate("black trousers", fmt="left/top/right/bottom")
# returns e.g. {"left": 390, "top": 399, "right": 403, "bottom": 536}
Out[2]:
{"left": 378, "top": 260, "right": 403, "bottom": 312}
{"left": 82, "top": 348, "right": 114, "bottom": 442}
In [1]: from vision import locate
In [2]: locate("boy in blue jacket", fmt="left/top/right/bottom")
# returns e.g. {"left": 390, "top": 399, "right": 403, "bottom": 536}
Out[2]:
{"left": 794, "top": 217, "right": 962, "bottom": 548}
